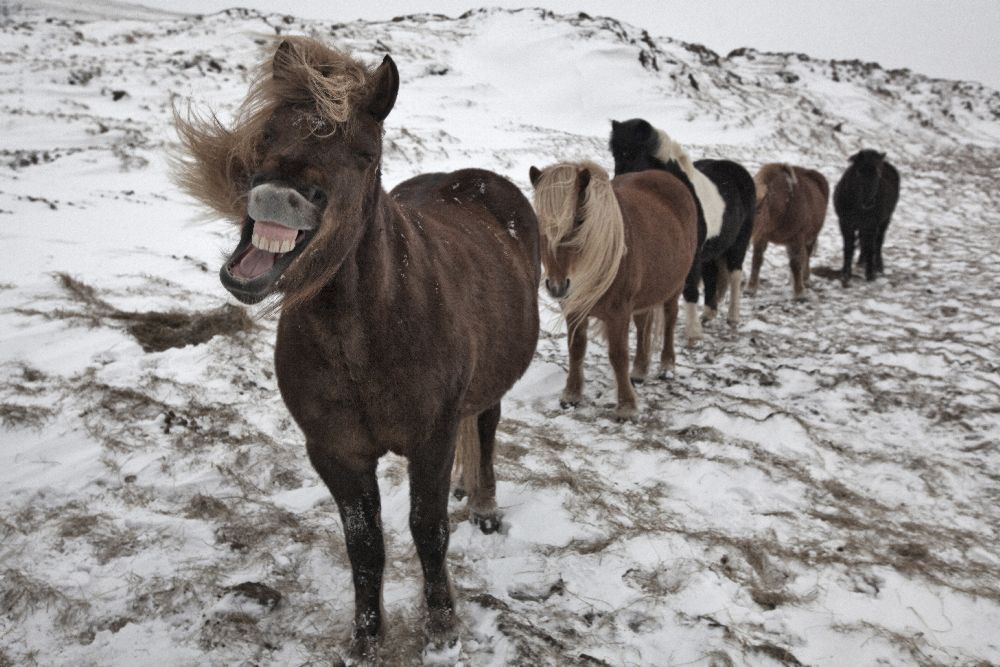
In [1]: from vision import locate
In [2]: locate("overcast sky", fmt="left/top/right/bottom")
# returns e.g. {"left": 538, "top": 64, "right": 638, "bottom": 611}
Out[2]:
{"left": 42, "top": 1, "right": 1000, "bottom": 89}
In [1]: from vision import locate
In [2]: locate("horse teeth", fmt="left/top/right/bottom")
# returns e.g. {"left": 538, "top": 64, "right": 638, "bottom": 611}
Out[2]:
{"left": 269, "top": 238, "right": 282, "bottom": 253}
{"left": 279, "top": 239, "right": 294, "bottom": 253}
{"left": 252, "top": 233, "right": 263, "bottom": 249}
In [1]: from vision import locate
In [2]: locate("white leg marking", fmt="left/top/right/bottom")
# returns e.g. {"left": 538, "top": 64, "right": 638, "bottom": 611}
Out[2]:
{"left": 728, "top": 270, "right": 742, "bottom": 326}
{"left": 684, "top": 302, "right": 702, "bottom": 345}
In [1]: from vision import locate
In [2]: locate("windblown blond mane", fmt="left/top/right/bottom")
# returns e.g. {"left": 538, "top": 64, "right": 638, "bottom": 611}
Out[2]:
{"left": 172, "top": 37, "right": 371, "bottom": 223}
{"left": 533, "top": 161, "right": 626, "bottom": 325}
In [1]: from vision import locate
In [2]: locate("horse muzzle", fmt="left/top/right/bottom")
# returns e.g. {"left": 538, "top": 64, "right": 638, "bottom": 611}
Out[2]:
{"left": 545, "top": 278, "right": 570, "bottom": 299}
{"left": 219, "top": 183, "right": 324, "bottom": 303}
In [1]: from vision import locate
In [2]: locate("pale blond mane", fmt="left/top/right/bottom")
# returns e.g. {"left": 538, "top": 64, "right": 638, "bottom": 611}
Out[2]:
{"left": 652, "top": 128, "right": 726, "bottom": 239}
{"left": 533, "top": 160, "right": 626, "bottom": 325}
{"left": 172, "top": 37, "right": 371, "bottom": 223}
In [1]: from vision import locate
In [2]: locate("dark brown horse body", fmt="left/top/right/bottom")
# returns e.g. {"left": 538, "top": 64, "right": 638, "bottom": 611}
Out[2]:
{"left": 176, "top": 39, "right": 539, "bottom": 662}
{"left": 748, "top": 163, "right": 829, "bottom": 299}
{"left": 530, "top": 161, "right": 698, "bottom": 419}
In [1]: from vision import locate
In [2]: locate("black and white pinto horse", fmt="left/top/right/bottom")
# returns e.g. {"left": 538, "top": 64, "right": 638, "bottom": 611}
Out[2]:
{"left": 833, "top": 149, "right": 900, "bottom": 285}
{"left": 610, "top": 119, "right": 755, "bottom": 341}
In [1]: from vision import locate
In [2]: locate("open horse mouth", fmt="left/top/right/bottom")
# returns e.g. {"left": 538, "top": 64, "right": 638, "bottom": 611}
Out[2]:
{"left": 220, "top": 183, "right": 321, "bottom": 304}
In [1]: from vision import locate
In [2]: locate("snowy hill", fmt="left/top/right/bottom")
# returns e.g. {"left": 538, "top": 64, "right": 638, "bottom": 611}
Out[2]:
{"left": 2, "top": 5, "right": 999, "bottom": 666}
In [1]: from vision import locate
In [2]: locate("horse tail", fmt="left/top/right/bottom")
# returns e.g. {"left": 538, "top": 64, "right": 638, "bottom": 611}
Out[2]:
{"left": 782, "top": 164, "right": 798, "bottom": 190}
{"left": 453, "top": 415, "right": 481, "bottom": 499}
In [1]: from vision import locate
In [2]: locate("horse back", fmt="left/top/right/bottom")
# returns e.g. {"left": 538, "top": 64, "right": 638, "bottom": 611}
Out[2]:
{"left": 792, "top": 167, "right": 830, "bottom": 241}
{"left": 391, "top": 169, "right": 540, "bottom": 279}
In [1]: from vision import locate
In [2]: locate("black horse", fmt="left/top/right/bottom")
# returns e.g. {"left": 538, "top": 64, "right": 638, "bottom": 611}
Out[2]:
{"left": 833, "top": 149, "right": 900, "bottom": 284}
{"left": 610, "top": 119, "right": 754, "bottom": 333}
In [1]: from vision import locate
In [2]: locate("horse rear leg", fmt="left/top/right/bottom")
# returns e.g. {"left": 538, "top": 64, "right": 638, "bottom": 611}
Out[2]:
{"left": 631, "top": 311, "right": 652, "bottom": 385}
{"left": 306, "top": 440, "right": 384, "bottom": 662}
{"left": 561, "top": 318, "right": 588, "bottom": 407}
{"left": 747, "top": 238, "right": 767, "bottom": 296}
{"left": 788, "top": 242, "right": 808, "bottom": 300}
{"left": 804, "top": 241, "right": 816, "bottom": 286}
{"left": 409, "top": 423, "right": 461, "bottom": 649}
{"left": 659, "top": 296, "right": 680, "bottom": 380}
{"left": 455, "top": 405, "right": 502, "bottom": 534}
{"left": 606, "top": 314, "right": 638, "bottom": 420}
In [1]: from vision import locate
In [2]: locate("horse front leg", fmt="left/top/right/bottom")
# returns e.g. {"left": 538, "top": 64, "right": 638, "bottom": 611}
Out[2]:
{"left": 701, "top": 260, "right": 719, "bottom": 324}
{"left": 306, "top": 441, "right": 384, "bottom": 663}
{"left": 861, "top": 223, "right": 878, "bottom": 281}
{"left": 875, "top": 219, "right": 888, "bottom": 274}
{"left": 682, "top": 259, "right": 703, "bottom": 346}
{"left": 606, "top": 313, "right": 638, "bottom": 420}
{"left": 631, "top": 311, "right": 652, "bottom": 385}
{"left": 840, "top": 221, "right": 855, "bottom": 287}
{"left": 561, "top": 318, "right": 588, "bottom": 407}
{"left": 409, "top": 424, "right": 461, "bottom": 653}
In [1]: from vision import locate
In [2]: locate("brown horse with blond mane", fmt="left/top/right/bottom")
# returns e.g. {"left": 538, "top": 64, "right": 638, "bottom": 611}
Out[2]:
{"left": 747, "top": 163, "right": 829, "bottom": 299}
{"left": 529, "top": 160, "right": 698, "bottom": 419}
{"left": 175, "top": 38, "right": 540, "bottom": 663}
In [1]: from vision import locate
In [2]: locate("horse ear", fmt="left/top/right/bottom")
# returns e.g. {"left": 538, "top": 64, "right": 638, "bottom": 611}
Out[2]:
{"left": 272, "top": 40, "right": 296, "bottom": 80}
{"left": 529, "top": 166, "right": 542, "bottom": 187}
{"left": 367, "top": 55, "right": 399, "bottom": 122}
{"left": 611, "top": 120, "right": 620, "bottom": 131}
{"left": 576, "top": 168, "right": 591, "bottom": 195}
{"left": 878, "top": 151, "right": 886, "bottom": 160}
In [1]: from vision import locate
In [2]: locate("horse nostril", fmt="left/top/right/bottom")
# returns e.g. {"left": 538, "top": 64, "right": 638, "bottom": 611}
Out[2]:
{"left": 306, "top": 186, "right": 327, "bottom": 208}
{"left": 564, "top": 279, "right": 570, "bottom": 291}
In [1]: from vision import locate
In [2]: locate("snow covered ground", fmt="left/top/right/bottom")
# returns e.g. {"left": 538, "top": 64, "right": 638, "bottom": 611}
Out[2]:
{"left": 1, "top": 5, "right": 999, "bottom": 666}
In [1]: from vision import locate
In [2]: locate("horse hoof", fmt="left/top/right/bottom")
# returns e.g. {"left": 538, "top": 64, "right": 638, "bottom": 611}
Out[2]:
{"left": 629, "top": 375, "right": 645, "bottom": 386}
{"left": 614, "top": 405, "right": 638, "bottom": 421}
{"left": 657, "top": 369, "right": 675, "bottom": 381}
{"left": 345, "top": 633, "right": 380, "bottom": 666}
{"left": 559, "top": 392, "right": 581, "bottom": 409}
{"left": 452, "top": 487, "right": 467, "bottom": 501}
{"left": 471, "top": 511, "right": 503, "bottom": 535}
{"left": 422, "top": 634, "right": 461, "bottom": 666}
{"left": 727, "top": 317, "right": 739, "bottom": 328}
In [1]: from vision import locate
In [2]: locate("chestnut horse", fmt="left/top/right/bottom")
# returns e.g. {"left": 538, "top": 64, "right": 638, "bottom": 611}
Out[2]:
{"left": 529, "top": 161, "right": 698, "bottom": 419}
{"left": 610, "top": 119, "right": 755, "bottom": 330}
{"left": 834, "top": 149, "right": 900, "bottom": 285}
{"left": 174, "top": 39, "right": 540, "bottom": 662}
{"left": 747, "top": 163, "right": 830, "bottom": 299}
